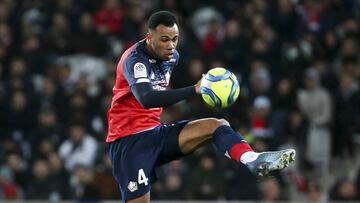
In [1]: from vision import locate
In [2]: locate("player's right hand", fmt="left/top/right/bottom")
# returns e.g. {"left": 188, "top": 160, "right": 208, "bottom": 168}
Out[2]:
{"left": 194, "top": 74, "right": 204, "bottom": 94}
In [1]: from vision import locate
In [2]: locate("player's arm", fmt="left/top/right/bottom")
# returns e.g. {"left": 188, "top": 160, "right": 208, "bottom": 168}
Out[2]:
{"left": 131, "top": 82, "right": 197, "bottom": 109}
{"left": 124, "top": 57, "right": 201, "bottom": 109}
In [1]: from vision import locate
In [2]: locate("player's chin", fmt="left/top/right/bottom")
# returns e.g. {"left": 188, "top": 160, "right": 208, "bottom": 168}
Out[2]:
{"left": 164, "top": 54, "right": 173, "bottom": 60}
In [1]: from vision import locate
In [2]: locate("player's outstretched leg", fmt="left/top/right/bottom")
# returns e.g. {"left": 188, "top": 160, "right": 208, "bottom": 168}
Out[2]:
{"left": 212, "top": 125, "right": 296, "bottom": 177}
{"left": 243, "top": 149, "right": 296, "bottom": 177}
{"left": 178, "top": 119, "right": 296, "bottom": 178}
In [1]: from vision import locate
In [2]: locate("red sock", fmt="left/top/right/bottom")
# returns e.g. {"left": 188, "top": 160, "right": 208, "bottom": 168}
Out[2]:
{"left": 229, "top": 142, "right": 254, "bottom": 162}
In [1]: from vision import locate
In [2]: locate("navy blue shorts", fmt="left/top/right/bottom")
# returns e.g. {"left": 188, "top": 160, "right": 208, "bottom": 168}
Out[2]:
{"left": 108, "top": 120, "right": 189, "bottom": 202}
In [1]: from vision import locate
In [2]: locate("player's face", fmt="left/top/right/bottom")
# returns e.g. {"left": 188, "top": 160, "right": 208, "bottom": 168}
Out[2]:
{"left": 147, "top": 24, "right": 179, "bottom": 61}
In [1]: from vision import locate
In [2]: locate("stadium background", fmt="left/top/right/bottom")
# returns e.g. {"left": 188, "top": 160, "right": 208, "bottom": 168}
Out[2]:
{"left": 0, "top": 0, "right": 360, "bottom": 202}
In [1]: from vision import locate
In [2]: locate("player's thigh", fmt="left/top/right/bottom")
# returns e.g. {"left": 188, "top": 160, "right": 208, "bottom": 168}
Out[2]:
{"left": 127, "top": 192, "right": 150, "bottom": 203}
{"left": 157, "top": 121, "right": 189, "bottom": 165}
{"left": 109, "top": 131, "right": 161, "bottom": 202}
{"left": 179, "top": 118, "right": 229, "bottom": 154}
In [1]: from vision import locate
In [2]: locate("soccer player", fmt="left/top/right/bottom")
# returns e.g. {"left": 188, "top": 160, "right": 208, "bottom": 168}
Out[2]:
{"left": 107, "top": 11, "right": 296, "bottom": 203}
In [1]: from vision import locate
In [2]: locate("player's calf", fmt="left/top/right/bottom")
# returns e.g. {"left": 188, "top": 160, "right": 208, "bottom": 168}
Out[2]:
{"left": 212, "top": 125, "right": 296, "bottom": 177}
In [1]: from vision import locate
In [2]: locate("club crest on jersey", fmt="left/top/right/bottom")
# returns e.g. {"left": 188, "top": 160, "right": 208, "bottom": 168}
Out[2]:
{"left": 128, "top": 181, "right": 138, "bottom": 192}
{"left": 134, "top": 63, "right": 147, "bottom": 78}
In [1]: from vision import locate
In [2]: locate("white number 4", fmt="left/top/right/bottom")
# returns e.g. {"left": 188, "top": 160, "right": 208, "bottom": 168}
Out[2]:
{"left": 138, "top": 169, "right": 149, "bottom": 186}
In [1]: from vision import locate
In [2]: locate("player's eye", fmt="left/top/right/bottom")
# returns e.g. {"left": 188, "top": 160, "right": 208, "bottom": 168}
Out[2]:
{"left": 160, "top": 37, "right": 170, "bottom": 42}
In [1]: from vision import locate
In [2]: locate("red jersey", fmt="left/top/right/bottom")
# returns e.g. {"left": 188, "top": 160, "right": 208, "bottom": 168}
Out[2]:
{"left": 106, "top": 40, "right": 179, "bottom": 142}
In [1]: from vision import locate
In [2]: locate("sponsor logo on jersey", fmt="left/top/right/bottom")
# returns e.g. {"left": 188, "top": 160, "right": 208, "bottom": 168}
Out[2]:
{"left": 128, "top": 181, "right": 138, "bottom": 192}
{"left": 152, "top": 78, "right": 169, "bottom": 90}
{"left": 152, "top": 82, "right": 167, "bottom": 90}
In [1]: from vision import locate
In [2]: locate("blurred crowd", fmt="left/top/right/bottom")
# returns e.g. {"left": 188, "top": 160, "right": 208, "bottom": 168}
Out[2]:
{"left": 0, "top": 0, "right": 360, "bottom": 202}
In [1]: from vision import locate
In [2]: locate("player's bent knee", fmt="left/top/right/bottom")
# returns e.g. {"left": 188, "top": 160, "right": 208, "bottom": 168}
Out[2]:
{"left": 206, "top": 118, "right": 230, "bottom": 134}
{"left": 218, "top": 118, "right": 230, "bottom": 127}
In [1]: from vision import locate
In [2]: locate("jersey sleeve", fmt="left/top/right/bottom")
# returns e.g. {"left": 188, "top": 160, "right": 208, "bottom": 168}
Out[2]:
{"left": 123, "top": 57, "right": 151, "bottom": 86}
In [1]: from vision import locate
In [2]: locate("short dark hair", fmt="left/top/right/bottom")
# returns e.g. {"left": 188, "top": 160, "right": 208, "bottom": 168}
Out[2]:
{"left": 148, "top": 11, "right": 177, "bottom": 30}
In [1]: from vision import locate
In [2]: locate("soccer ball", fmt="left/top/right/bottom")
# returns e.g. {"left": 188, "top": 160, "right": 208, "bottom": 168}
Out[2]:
{"left": 200, "top": 67, "right": 240, "bottom": 108}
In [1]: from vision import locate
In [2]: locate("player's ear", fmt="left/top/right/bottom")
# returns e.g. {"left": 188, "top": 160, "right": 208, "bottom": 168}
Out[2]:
{"left": 146, "top": 32, "right": 152, "bottom": 42}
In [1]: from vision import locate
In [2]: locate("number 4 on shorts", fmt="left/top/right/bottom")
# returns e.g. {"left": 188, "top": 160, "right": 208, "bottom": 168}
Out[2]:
{"left": 138, "top": 169, "right": 149, "bottom": 186}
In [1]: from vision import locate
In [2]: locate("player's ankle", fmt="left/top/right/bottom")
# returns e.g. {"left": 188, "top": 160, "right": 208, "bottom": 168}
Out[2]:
{"left": 240, "top": 151, "right": 259, "bottom": 164}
